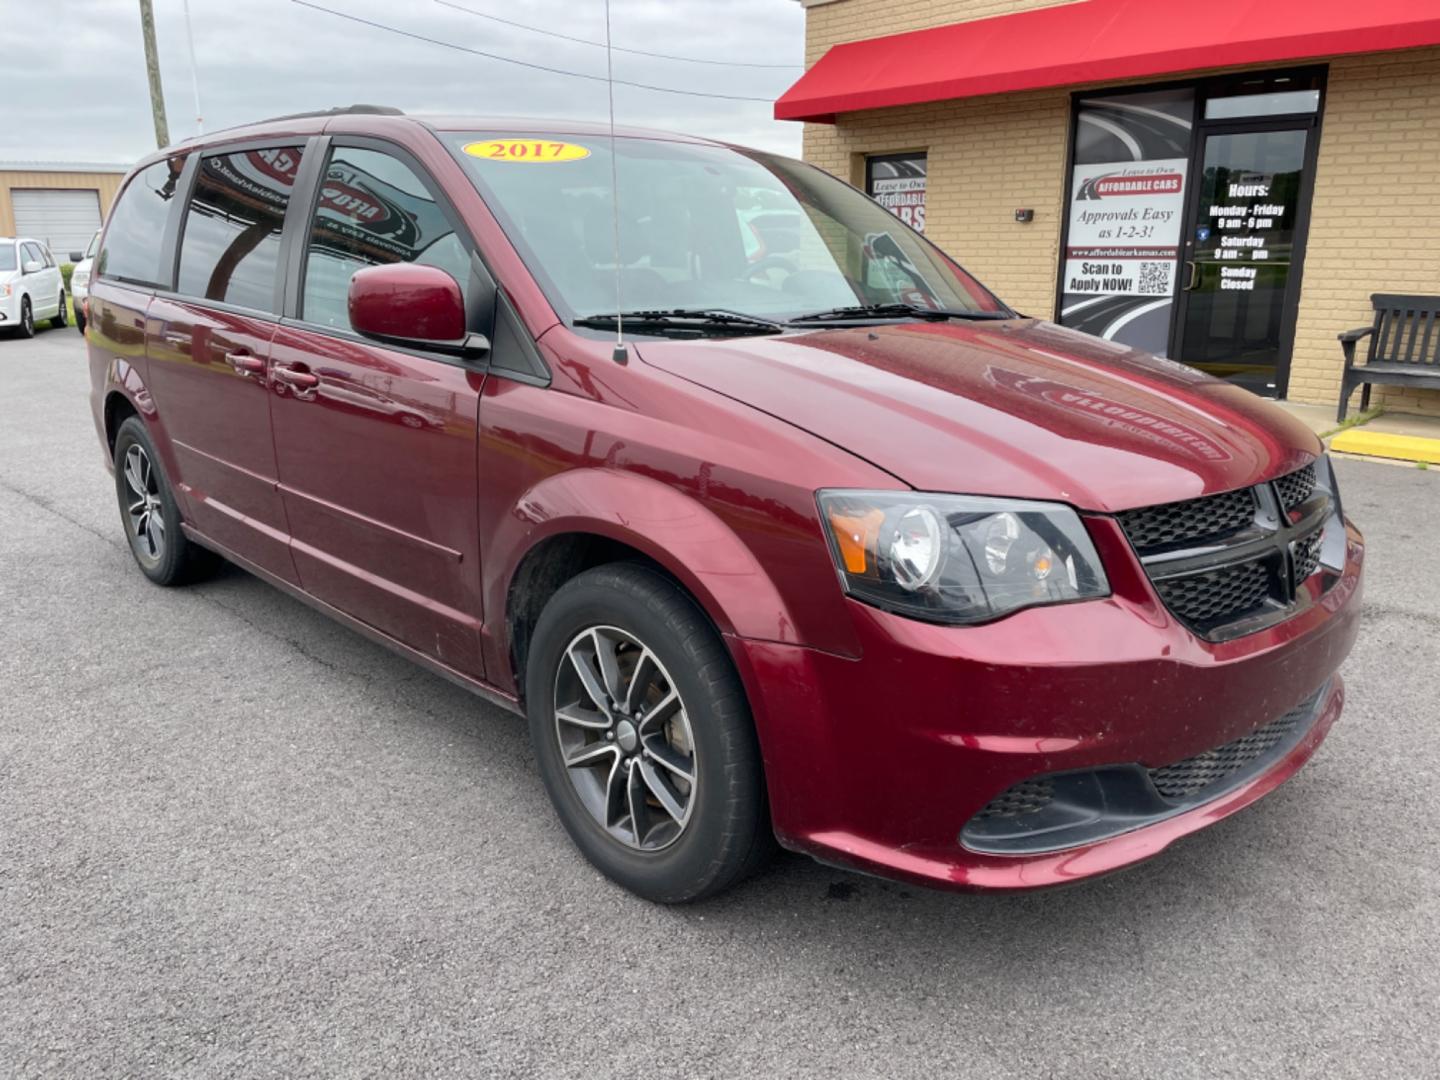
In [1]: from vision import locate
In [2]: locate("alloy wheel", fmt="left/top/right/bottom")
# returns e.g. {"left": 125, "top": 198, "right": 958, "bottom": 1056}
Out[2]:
{"left": 553, "top": 625, "right": 697, "bottom": 851}
{"left": 122, "top": 444, "right": 166, "bottom": 562}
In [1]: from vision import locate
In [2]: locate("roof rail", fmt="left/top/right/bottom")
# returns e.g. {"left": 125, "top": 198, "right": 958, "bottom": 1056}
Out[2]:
{"left": 254, "top": 104, "right": 405, "bottom": 124}
{"left": 177, "top": 104, "right": 406, "bottom": 143}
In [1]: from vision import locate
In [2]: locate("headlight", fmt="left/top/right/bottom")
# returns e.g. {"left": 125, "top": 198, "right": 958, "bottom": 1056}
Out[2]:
{"left": 818, "top": 490, "right": 1110, "bottom": 625}
{"left": 0, "top": 284, "right": 11, "bottom": 298}
{"left": 72, "top": 271, "right": 89, "bottom": 288}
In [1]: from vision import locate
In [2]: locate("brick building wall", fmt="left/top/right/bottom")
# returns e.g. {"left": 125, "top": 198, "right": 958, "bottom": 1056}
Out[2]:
{"left": 1289, "top": 48, "right": 1440, "bottom": 415}
{"left": 793, "top": 0, "right": 1440, "bottom": 415}
{"left": 802, "top": 91, "right": 1071, "bottom": 321}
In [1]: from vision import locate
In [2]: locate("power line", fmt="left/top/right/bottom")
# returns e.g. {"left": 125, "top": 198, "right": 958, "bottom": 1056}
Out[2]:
{"left": 434, "top": 0, "right": 801, "bottom": 69}
{"left": 289, "top": 1, "right": 780, "bottom": 103}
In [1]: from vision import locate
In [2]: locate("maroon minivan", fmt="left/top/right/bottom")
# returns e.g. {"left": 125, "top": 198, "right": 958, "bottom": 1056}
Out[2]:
{"left": 88, "top": 107, "right": 1363, "bottom": 902}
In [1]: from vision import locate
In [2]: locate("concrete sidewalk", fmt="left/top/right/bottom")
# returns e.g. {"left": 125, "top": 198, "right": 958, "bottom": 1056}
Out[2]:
{"left": 1274, "top": 400, "right": 1440, "bottom": 465}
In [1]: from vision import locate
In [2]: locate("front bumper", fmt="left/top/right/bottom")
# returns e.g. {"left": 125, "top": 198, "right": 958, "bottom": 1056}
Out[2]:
{"left": 730, "top": 516, "right": 1364, "bottom": 891}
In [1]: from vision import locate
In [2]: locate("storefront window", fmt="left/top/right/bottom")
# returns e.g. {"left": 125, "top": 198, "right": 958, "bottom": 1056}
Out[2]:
{"left": 1059, "top": 69, "right": 1324, "bottom": 396}
{"left": 865, "top": 153, "right": 927, "bottom": 232}
{"left": 1059, "top": 88, "right": 1195, "bottom": 357}
{"left": 1205, "top": 89, "right": 1320, "bottom": 119}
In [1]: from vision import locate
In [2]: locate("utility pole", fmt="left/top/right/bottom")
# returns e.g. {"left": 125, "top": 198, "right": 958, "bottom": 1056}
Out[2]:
{"left": 138, "top": 0, "right": 169, "bottom": 149}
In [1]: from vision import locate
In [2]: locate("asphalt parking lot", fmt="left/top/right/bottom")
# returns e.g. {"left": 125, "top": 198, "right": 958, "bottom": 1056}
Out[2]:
{"left": 2, "top": 327, "right": 1437, "bottom": 1079}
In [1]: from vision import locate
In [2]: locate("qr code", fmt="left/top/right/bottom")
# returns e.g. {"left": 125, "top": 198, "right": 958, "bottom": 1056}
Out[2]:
{"left": 1138, "top": 261, "right": 1171, "bottom": 294}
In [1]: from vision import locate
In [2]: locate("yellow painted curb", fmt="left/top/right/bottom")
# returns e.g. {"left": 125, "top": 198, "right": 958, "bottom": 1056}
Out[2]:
{"left": 1330, "top": 429, "right": 1440, "bottom": 465}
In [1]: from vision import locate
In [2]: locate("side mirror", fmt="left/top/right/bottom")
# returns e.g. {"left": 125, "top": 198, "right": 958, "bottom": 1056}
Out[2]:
{"left": 22, "top": 260, "right": 42, "bottom": 274}
{"left": 347, "top": 263, "right": 488, "bottom": 358}
{"left": 69, "top": 251, "right": 84, "bottom": 263}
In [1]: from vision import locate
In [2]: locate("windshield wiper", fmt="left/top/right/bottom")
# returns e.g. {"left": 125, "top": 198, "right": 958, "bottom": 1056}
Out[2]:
{"left": 789, "top": 302, "right": 1013, "bottom": 324}
{"left": 574, "top": 308, "right": 786, "bottom": 337}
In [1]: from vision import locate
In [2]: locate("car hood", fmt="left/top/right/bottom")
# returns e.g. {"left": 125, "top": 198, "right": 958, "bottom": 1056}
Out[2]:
{"left": 636, "top": 319, "right": 1320, "bottom": 513}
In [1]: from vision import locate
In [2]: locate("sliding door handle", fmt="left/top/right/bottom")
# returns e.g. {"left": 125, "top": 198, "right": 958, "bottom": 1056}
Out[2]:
{"left": 273, "top": 365, "right": 319, "bottom": 390}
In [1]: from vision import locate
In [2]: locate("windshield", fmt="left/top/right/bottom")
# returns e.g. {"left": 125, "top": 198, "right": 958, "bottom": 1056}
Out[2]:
{"left": 446, "top": 133, "right": 1005, "bottom": 326}
{"left": 0, "top": 243, "right": 14, "bottom": 273}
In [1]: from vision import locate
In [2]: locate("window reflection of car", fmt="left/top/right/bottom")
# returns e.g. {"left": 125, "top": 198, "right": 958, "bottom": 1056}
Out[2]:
{"left": 739, "top": 208, "right": 804, "bottom": 263}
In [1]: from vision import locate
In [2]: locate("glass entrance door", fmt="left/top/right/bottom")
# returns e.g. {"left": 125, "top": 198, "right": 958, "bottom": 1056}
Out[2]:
{"left": 1175, "top": 125, "right": 1312, "bottom": 395}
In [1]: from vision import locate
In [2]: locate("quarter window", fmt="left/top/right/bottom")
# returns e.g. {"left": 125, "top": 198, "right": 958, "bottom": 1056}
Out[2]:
{"left": 176, "top": 146, "right": 305, "bottom": 311}
{"left": 95, "top": 156, "right": 188, "bottom": 287}
{"left": 301, "top": 145, "right": 471, "bottom": 330}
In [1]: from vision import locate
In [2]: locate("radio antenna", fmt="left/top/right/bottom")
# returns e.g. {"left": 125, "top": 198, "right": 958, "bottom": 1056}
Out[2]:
{"left": 604, "top": 0, "right": 627, "bottom": 364}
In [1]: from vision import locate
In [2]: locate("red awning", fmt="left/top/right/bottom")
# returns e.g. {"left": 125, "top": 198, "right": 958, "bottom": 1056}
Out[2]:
{"left": 776, "top": 0, "right": 1440, "bottom": 122}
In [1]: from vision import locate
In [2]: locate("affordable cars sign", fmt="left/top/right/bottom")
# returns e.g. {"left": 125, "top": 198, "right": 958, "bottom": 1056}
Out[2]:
{"left": 1058, "top": 88, "right": 1195, "bottom": 358}
{"left": 1063, "top": 159, "right": 1187, "bottom": 299}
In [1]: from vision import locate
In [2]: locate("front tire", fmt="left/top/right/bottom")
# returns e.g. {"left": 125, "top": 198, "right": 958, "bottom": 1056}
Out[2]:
{"left": 18, "top": 296, "right": 34, "bottom": 338}
{"left": 526, "top": 563, "right": 772, "bottom": 903}
{"left": 113, "top": 416, "right": 217, "bottom": 586}
{"left": 51, "top": 289, "right": 67, "bottom": 329}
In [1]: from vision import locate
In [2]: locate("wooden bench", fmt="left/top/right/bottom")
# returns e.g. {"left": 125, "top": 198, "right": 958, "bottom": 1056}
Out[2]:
{"left": 1337, "top": 293, "right": 1440, "bottom": 420}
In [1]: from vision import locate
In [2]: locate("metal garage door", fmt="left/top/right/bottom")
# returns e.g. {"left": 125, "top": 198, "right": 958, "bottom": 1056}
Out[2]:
{"left": 11, "top": 189, "right": 102, "bottom": 259}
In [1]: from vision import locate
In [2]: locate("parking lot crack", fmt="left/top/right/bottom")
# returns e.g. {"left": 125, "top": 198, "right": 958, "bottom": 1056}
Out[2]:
{"left": 0, "top": 478, "right": 124, "bottom": 552}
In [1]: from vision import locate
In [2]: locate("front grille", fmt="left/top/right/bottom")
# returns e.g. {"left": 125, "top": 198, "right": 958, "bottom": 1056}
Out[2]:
{"left": 1116, "top": 487, "right": 1255, "bottom": 551}
{"left": 974, "top": 777, "right": 1054, "bottom": 820}
{"left": 1274, "top": 463, "right": 1316, "bottom": 511}
{"left": 1292, "top": 528, "right": 1323, "bottom": 585}
{"left": 1117, "top": 463, "right": 1337, "bottom": 639}
{"left": 960, "top": 684, "right": 1328, "bottom": 854}
{"left": 1154, "top": 560, "right": 1272, "bottom": 626}
{"left": 1148, "top": 690, "right": 1319, "bottom": 800}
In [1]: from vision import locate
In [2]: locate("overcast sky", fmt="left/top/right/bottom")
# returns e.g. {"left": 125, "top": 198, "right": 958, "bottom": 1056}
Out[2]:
{"left": 4, "top": 0, "right": 806, "bottom": 165}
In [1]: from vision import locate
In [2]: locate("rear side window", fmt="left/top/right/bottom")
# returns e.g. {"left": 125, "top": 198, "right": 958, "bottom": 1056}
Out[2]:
{"left": 301, "top": 145, "right": 472, "bottom": 330}
{"left": 176, "top": 146, "right": 305, "bottom": 312}
{"left": 95, "top": 156, "right": 188, "bottom": 286}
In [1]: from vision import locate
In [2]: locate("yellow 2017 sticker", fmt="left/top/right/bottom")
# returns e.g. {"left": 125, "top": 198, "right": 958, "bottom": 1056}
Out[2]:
{"left": 463, "top": 139, "right": 591, "bottom": 163}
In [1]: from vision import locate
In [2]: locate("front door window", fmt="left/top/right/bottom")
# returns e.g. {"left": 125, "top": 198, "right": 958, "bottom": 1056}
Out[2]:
{"left": 300, "top": 146, "right": 473, "bottom": 330}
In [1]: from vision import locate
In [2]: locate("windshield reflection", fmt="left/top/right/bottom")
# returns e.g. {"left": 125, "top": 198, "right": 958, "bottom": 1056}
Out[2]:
{"left": 448, "top": 133, "right": 1002, "bottom": 328}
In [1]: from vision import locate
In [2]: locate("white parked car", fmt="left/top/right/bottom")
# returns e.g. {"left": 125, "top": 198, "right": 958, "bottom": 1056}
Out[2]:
{"left": 0, "top": 237, "right": 67, "bottom": 337}
{"left": 68, "top": 230, "right": 99, "bottom": 334}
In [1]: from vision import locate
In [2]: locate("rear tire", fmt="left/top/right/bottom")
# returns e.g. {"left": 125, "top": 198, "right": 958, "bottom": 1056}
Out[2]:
{"left": 113, "top": 416, "right": 218, "bottom": 586}
{"left": 526, "top": 563, "right": 772, "bottom": 903}
{"left": 51, "top": 289, "right": 67, "bottom": 329}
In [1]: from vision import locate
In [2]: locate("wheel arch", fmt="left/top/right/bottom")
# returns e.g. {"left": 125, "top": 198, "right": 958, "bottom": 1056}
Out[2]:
{"left": 103, "top": 389, "right": 141, "bottom": 456}
{"left": 489, "top": 468, "right": 804, "bottom": 699}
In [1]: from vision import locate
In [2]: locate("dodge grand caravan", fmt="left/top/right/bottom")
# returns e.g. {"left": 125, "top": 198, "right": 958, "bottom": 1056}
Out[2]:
{"left": 88, "top": 107, "right": 1363, "bottom": 902}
